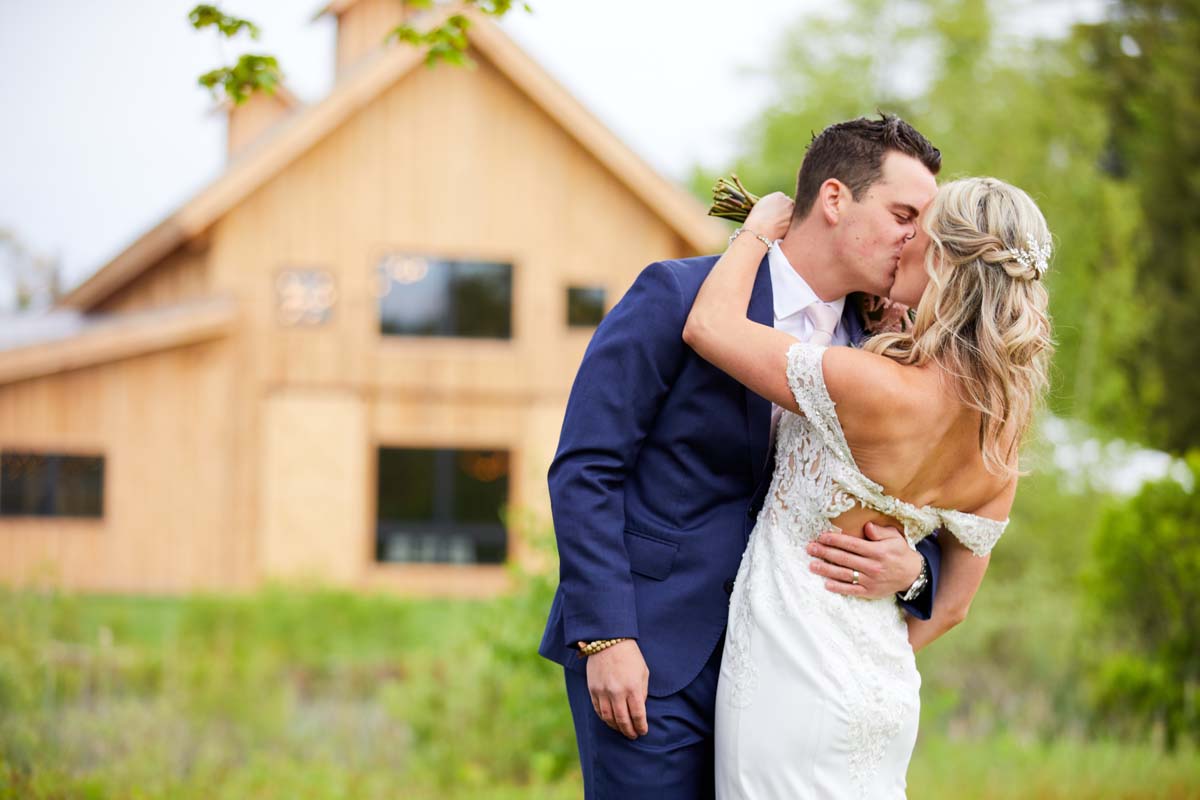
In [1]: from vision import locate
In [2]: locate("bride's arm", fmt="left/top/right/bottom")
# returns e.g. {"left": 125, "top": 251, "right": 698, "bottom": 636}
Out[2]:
{"left": 682, "top": 192, "right": 803, "bottom": 410}
{"left": 906, "top": 537, "right": 990, "bottom": 652}
{"left": 907, "top": 478, "right": 1017, "bottom": 652}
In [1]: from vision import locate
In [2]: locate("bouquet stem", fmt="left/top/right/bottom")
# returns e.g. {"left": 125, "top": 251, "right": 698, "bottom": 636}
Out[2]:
{"left": 707, "top": 174, "right": 760, "bottom": 222}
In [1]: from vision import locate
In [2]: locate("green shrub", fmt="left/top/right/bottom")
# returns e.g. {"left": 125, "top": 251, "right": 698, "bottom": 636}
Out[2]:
{"left": 1084, "top": 453, "right": 1200, "bottom": 748}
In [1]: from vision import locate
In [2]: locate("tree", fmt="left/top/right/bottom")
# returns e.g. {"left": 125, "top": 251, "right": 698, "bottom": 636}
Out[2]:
{"left": 1075, "top": 0, "right": 1200, "bottom": 454}
{"left": 0, "top": 228, "right": 63, "bottom": 312}
{"left": 190, "top": 1, "right": 533, "bottom": 105}
{"left": 1084, "top": 454, "right": 1200, "bottom": 749}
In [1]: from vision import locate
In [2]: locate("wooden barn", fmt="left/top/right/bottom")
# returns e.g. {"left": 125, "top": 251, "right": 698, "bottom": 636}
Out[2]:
{"left": 0, "top": 0, "right": 723, "bottom": 595}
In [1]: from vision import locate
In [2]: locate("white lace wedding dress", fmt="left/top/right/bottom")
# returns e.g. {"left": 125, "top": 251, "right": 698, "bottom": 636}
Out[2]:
{"left": 714, "top": 342, "right": 1007, "bottom": 798}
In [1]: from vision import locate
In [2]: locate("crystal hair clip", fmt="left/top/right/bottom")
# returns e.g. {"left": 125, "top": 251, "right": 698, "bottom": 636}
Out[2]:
{"left": 1012, "top": 234, "right": 1052, "bottom": 279}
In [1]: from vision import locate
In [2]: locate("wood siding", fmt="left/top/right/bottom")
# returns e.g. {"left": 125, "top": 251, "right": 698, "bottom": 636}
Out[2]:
{"left": 95, "top": 242, "right": 211, "bottom": 315}
{"left": 0, "top": 339, "right": 241, "bottom": 592}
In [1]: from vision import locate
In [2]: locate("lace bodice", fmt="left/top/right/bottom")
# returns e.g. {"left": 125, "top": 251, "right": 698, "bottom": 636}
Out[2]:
{"left": 771, "top": 340, "right": 1008, "bottom": 556}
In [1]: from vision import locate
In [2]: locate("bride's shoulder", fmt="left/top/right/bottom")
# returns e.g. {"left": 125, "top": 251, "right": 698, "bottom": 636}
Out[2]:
{"left": 820, "top": 346, "right": 930, "bottom": 420}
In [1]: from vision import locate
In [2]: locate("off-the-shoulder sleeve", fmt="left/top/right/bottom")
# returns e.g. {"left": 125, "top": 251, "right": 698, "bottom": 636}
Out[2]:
{"left": 785, "top": 341, "right": 857, "bottom": 463}
{"left": 938, "top": 509, "right": 1008, "bottom": 557}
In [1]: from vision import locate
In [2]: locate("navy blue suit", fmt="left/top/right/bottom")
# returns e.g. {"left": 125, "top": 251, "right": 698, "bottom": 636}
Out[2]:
{"left": 538, "top": 254, "right": 942, "bottom": 798}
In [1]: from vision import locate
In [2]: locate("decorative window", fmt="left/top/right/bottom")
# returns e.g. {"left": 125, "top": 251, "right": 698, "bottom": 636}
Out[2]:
{"left": 377, "top": 255, "right": 512, "bottom": 339}
{"left": 566, "top": 286, "right": 606, "bottom": 327}
{"left": 0, "top": 451, "right": 104, "bottom": 518}
{"left": 276, "top": 268, "right": 337, "bottom": 326}
{"left": 375, "top": 448, "right": 509, "bottom": 564}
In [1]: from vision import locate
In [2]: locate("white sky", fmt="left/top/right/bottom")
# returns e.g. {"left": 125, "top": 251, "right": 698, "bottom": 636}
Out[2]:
{"left": 1, "top": 0, "right": 1107, "bottom": 293}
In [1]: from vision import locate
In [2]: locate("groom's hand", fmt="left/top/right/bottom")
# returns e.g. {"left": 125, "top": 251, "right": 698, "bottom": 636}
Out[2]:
{"left": 583, "top": 639, "right": 650, "bottom": 740}
{"left": 805, "top": 522, "right": 923, "bottom": 599}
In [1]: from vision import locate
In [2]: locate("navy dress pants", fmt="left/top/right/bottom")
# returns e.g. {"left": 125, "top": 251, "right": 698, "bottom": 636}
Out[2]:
{"left": 564, "top": 641, "right": 723, "bottom": 799}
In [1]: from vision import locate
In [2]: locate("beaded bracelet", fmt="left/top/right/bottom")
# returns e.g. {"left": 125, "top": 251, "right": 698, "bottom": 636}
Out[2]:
{"left": 579, "top": 637, "right": 628, "bottom": 657}
{"left": 729, "top": 226, "right": 773, "bottom": 250}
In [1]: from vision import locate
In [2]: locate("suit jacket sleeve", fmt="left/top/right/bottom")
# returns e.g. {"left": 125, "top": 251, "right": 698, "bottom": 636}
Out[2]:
{"left": 548, "top": 261, "right": 687, "bottom": 646}
{"left": 898, "top": 531, "right": 942, "bottom": 620}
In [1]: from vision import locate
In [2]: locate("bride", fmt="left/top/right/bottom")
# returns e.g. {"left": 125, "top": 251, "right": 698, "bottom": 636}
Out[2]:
{"left": 683, "top": 177, "right": 1054, "bottom": 797}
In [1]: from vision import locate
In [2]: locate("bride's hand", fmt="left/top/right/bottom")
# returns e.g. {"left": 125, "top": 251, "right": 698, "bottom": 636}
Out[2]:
{"left": 744, "top": 191, "right": 794, "bottom": 242}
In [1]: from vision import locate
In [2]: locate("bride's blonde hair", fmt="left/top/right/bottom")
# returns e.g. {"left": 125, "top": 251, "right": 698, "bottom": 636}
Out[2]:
{"left": 864, "top": 177, "right": 1054, "bottom": 478}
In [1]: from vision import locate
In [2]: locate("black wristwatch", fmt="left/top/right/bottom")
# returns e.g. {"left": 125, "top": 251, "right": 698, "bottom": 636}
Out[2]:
{"left": 898, "top": 556, "right": 929, "bottom": 603}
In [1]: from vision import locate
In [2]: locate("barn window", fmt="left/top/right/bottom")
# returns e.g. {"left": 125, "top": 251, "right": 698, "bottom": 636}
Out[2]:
{"left": 375, "top": 447, "right": 508, "bottom": 564}
{"left": 566, "top": 286, "right": 606, "bottom": 327}
{"left": 377, "top": 255, "right": 512, "bottom": 339}
{"left": 0, "top": 451, "right": 104, "bottom": 518}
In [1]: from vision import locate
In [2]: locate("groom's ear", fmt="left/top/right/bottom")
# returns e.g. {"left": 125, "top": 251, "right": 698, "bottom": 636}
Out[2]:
{"left": 818, "top": 178, "right": 848, "bottom": 226}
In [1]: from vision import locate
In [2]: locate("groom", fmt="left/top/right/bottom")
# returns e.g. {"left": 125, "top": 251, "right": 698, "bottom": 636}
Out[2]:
{"left": 538, "top": 114, "right": 944, "bottom": 798}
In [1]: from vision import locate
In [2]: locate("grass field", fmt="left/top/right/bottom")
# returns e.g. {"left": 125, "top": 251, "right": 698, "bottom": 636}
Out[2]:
{"left": 1, "top": 585, "right": 1196, "bottom": 799}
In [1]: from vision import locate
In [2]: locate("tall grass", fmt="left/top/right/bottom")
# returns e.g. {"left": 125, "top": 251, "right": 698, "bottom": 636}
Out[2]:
{"left": 1, "top": 579, "right": 1198, "bottom": 798}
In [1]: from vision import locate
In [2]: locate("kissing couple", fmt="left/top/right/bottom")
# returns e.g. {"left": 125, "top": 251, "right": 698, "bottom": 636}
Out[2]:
{"left": 538, "top": 113, "right": 1053, "bottom": 798}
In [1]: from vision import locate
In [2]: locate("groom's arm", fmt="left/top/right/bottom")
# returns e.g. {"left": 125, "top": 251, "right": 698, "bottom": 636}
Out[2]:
{"left": 549, "top": 260, "right": 687, "bottom": 646}
{"left": 806, "top": 524, "right": 943, "bottom": 620}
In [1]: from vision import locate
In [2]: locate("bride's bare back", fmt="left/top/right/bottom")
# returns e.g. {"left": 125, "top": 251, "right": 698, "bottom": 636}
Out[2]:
{"left": 820, "top": 345, "right": 1014, "bottom": 539}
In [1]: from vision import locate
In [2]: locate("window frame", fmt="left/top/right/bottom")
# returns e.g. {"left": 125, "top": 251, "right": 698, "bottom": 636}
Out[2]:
{"left": 0, "top": 449, "right": 106, "bottom": 519}
{"left": 373, "top": 445, "right": 511, "bottom": 566}
{"left": 376, "top": 252, "right": 516, "bottom": 341}
{"left": 565, "top": 284, "right": 607, "bottom": 328}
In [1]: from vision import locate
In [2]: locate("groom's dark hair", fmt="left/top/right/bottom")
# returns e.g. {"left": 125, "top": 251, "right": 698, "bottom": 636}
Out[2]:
{"left": 793, "top": 113, "right": 941, "bottom": 223}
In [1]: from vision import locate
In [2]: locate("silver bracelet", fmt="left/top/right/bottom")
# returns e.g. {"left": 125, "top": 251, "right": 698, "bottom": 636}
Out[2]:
{"left": 729, "top": 227, "right": 773, "bottom": 250}
{"left": 899, "top": 557, "right": 930, "bottom": 602}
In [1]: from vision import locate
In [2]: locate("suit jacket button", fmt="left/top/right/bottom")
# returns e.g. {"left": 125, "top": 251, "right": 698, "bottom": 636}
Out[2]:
{"left": 723, "top": 579, "right": 736, "bottom": 595}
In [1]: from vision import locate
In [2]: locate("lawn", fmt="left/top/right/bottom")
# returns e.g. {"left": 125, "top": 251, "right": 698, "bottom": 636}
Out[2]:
{"left": 1, "top": 585, "right": 1196, "bottom": 799}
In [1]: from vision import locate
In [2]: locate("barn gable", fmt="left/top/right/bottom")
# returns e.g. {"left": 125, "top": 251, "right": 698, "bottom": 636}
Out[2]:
{"left": 57, "top": 8, "right": 723, "bottom": 314}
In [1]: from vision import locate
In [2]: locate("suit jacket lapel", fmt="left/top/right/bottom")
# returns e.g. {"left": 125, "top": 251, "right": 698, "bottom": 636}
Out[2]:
{"left": 745, "top": 254, "right": 774, "bottom": 481}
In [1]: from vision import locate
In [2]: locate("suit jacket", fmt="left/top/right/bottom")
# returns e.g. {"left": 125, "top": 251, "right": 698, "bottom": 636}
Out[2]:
{"left": 538, "top": 254, "right": 942, "bottom": 697}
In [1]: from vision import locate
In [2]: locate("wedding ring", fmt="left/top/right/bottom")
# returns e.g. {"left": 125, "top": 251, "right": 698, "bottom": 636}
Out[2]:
{"left": 851, "top": 570, "right": 860, "bottom": 585}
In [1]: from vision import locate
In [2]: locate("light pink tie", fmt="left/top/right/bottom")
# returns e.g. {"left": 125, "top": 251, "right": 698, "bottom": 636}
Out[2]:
{"left": 804, "top": 301, "right": 840, "bottom": 346}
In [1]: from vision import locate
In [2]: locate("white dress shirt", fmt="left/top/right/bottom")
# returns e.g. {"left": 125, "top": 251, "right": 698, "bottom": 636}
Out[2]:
{"left": 767, "top": 241, "right": 849, "bottom": 345}
{"left": 767, "top": 241, "right": 849, "bottom": 438}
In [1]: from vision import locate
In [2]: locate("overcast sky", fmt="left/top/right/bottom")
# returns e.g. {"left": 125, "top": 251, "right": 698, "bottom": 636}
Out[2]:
{"left": 1, "top": 0, "right": 1107, "bottom": 294}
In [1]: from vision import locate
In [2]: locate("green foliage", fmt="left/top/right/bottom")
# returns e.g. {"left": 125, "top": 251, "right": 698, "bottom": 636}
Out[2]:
{"left": 1075, "top": 1, "right": 1200, "bottom": 453}
{"left": 0, "top": 520, "right": 577, "bottom": 798}
{"left": 908, "top": 734, "right": 1200, "bottom": 799}
{"left": 1084, "top": 454, "right": 1200, "bottom": 748}
{"left": 197, "top": 54, "right": 284, "bottom": 106}
{"left": 0, "top": 499, "right": 1196, "bottom": 796}
{"left": 4, "top": 555, "right": 1200, "bottom": 797}
{"left": 915, "top": 460, "right": 1101, "bottom": 740}
{"left": 387, "top": 13, "right": 476, "bottom": 69}
{"left": 383, "top": 1, "right": 533, "bottom": 69}
{"left": 188, "top": 5, "right": 282, "bottom": 105}
{"left": 188, "top": 4, "right": 261, "bottom": 39}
